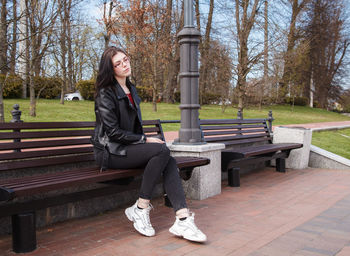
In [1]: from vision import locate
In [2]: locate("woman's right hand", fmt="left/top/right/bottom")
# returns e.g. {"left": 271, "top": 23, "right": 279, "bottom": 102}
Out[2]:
{"left": 146, "top": 137, "right": 165, "bottom": 144}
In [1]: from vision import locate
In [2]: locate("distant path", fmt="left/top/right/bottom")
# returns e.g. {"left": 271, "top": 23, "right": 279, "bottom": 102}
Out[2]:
{"left": 164, "top": 121, "right": 350, "bottom": 142}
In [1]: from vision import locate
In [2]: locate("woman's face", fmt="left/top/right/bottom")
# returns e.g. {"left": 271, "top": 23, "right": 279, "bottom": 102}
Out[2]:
{"left": 112, "top": 52, "right": 131, "bottom": 80}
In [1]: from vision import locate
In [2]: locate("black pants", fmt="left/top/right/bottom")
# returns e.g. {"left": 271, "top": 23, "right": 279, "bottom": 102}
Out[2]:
{"left": 94, "top": 143, "right": 187, "bottom": 212}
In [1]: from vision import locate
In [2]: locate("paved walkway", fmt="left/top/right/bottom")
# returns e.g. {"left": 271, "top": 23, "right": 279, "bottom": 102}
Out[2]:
{"left": 1, "top": 167, "right": 350, "bottom": 256}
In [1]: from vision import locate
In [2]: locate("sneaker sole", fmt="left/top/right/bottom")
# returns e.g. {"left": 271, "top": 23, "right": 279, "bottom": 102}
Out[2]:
{"left": 169, "top": 226, "right": 206, "bottom": 243}
{"left": 125, "top": 208, "right": 155, "bottom": 237}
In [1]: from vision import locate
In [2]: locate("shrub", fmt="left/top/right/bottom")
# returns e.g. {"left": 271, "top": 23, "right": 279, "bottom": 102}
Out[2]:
{"left": 76, "top": 80, "right": 95, "bottom": 100}
{"left": 1, "top": 74, "right": 23, "bottom": 98}
{"left": 1, "top": 75, "right": 61, "bottom": 99}
{"left": 285, "top": 96, "right": 309, "bottom": 106}
{"left": 34, "top": 76, "right": 61, "bottom": 99}
{"left": 174, "top": 91, "right": 180, "bottom": 103}
{"left": 136, "top": 86, "right": 152, "bottom": 102}
{"left": 201, "top": 92, "right": 221, "bottom": 105}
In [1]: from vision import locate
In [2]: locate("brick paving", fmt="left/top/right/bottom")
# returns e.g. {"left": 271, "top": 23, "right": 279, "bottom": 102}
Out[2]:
{"left": 2, "top": 167, "right": 350, "bottom": 255}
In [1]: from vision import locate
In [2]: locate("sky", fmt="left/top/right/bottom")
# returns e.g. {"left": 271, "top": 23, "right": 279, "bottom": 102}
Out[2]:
{"left": 82, "top": 0, "right": 350, "bottom": 90}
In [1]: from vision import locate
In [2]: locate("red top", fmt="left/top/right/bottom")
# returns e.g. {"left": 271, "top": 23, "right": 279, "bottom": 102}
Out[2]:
{"left": 126, "top": 93, "right": 135, "bottom": 107}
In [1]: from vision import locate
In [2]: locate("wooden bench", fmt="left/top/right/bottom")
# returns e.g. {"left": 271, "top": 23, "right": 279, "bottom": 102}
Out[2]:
{"left": 200, "top": 118, "right": 302, "bottom": 187}
{"left": 0, "top": 119, "right": 209, "bottom": 253}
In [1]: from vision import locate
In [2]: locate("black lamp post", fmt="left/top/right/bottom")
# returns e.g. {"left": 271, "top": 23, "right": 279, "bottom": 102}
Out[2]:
{"left": 175, "top": 0, "right": 204, "bottom": 144}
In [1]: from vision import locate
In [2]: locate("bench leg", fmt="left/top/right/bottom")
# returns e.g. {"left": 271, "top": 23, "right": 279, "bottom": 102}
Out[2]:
{"left": 228, "top": 168, "right": 240, "bottom": 187}
{"left": 276, "top": 158, "right": 286, "bottom": 173}
{"left": 12, "top": 212, "right": 37, "bottom": 253}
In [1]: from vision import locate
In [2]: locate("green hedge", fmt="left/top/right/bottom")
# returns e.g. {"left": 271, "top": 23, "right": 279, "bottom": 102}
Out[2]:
{"left": 285, "top": 96, "right": 309, "bottom": 106}
{"left": 76, "top": 80, "right": 95, "bottom": 100}
{"left": 1, "top": 75, "right": 61, "bottom": 99}
{"left": 34, "top": 77, "right": 61, "bottom": 99}
{"left": 1, "top": 74, "right": 23, "bottom": 98}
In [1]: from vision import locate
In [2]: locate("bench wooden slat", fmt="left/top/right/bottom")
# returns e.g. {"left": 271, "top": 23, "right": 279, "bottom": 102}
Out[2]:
{"left": 174, "top": 156, "right": 210, "bottom": 169}
{"left": 6, "top": 168, "right": 144, "bottom": 199}
{"left": 200, "top": 119, "right": 268, "bottom": 125}
{"left": 0, "top": 129, "right": 94, "bottom": 140}
{"left": 222, "top": 137, "right": 271, "bottom": 146}
{"left": 0, "top": 167, "right": 101, "bottom": 188}
{"left": 0, "top": 122, "right": 95, "bottom": 130}
{"left": 203, "top": 128, "right": 267, "bottom": 136}
{"left": 143, "top": 127, "right": 161, "bottom": 133}
{"left": 200, "top": 124, "right": 266, "bottom": 131}
{"left": 0, "top": 154, "right": 95, "bottom": 171}
{"left": 223, "top": 143, "right": 303, "bottom": 158}
{"left": 204, "top": 133, "right": 269, "bottom": 143}
{"left": 0, "top": 138, "right": 91, "bottom": 151}
{"left": 0, "top": 147, "right": 93, "bottom": 161}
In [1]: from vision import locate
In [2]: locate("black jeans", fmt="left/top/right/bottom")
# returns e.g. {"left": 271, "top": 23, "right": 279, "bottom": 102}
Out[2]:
{"left": 94, "top": 143, "right": 187, "bottom": 212}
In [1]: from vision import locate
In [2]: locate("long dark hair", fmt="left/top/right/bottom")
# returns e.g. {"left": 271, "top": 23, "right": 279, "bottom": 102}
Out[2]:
{"left": 95, "top": 46, "right": 130, "bottom": 97}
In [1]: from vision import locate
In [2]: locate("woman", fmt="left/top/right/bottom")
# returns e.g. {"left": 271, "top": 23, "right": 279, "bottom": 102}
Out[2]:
{"left": 91, "top": 46, "right": 207, "bottom": 242}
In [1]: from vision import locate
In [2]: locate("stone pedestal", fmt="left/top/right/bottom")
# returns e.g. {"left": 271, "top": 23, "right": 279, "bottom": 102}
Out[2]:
{"left": 167, "top": 143, "right": 225, "bottom": 200}
{"left": 273, "top": 126, "right": 312, "bottom": 169}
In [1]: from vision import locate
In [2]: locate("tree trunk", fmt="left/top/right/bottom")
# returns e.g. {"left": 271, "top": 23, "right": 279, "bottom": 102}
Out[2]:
{"left": 0, "top": 0, "right": 8, "bottom": 74}
{"left": 59, "top": 0, "right": 67, "bottom": 104}
{"left": 0, "top": 0, "right": 7, "bottom": 122}
{"left": 152, "top": 45, "right": 157, "bottom": 112}
{"left": 263, "top": 0, "right": 269, "bottom": 98}
{"left": 67, "top": 0, "right": 73, "bottom": 91}
{"left": 18, "top": 0, "right": 27, "bottom": 98}
{"left": 0, "top": 79, "right": 4, "bottom": 122}
{"left": 10, "top": 0, "right": 17, "bottom": 74}
{"left": 234, "top": 0, "right": 260, "bottom": 111}
{"left": 103, "top": 1, "right": 113, "bottom": 49}
{"left": 28, "top": 1, "right": 36, "bottom": 117}
{"left": 309, "top": 73, "right": 313, "bottom": 107}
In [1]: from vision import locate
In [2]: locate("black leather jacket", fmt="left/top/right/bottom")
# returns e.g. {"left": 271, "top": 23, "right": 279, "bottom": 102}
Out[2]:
{"left": 91, "top": 80, "right": 146, "bottom": 156}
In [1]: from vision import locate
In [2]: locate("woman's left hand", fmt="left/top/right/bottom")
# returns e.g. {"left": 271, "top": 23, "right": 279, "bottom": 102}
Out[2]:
{"left": 146, "top": 137, "right": 165, "bottom": 144}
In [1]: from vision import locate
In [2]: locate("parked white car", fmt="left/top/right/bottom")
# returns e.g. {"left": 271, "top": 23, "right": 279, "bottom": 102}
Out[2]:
{"left": 64, "top": 92, "right": 84, "bottom": 101}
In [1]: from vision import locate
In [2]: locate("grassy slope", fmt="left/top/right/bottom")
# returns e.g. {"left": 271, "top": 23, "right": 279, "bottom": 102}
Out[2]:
{"left": 312, "top": 128, "right": 350, "bottom": 159}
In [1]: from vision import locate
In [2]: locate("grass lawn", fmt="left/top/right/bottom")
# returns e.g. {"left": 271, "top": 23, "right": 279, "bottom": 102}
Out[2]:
{"left": 312, "top": 128, "right": 350, "bottom": 159}
{"left": 3, "top": 99, "right": 350, "bottom": 129}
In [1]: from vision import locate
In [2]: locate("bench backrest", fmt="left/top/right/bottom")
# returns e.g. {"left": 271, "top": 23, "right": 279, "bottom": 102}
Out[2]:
{"left": 200, "top": 118, "right": 272, "bottom": 147}
{"left": 0, "top": 120, "right": 164, "bottom": 172}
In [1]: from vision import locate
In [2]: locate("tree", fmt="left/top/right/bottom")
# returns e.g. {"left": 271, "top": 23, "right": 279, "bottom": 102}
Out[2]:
{"left": 163, "top": 0, "right": 182, "bottom": 103}
{"left": 195, "top": 0, "right": 215, "bottom": 104}
{"left": 26, "top": 0, "right": 58, "bottom": 116}
{"left": 118, "top": 0, "right": 171, "bottom": 111}
{"left": 234, "top": 0, "right": 262, "bottom": 111}
{"left": 279, "top": 0, "right": 310, "bottom": 98}
{"left": 306, "top": 0, "right": 349, "bottom": 109}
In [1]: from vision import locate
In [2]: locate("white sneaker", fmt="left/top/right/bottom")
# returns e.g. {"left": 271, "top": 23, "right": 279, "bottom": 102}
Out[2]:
{"left": 169, "top": 212, "right": 207, "bottom": 242}
{"left": 125, "top": 200, "right": 155, "bottom": 237}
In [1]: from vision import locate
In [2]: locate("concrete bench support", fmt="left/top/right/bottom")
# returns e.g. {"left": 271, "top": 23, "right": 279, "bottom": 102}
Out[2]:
{"left": 273, "top": 126, "right": 312, "bottom": 169}
{"left": 168, "top": 143, "right": 225, "bottom": 200}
